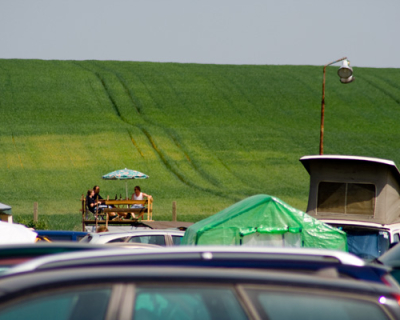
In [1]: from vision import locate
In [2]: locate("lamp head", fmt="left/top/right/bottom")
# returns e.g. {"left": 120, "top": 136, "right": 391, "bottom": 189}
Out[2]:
{"left": 337, "top": 59, "right": 353, "bottom": 82}
{"left": 340, "top": 75, "right": 355, "bottom": 84}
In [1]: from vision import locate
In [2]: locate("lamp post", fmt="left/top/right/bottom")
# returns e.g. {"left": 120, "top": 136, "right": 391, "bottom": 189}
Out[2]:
{"left": 320, "top": 57, "right": 354, "bottom": 155}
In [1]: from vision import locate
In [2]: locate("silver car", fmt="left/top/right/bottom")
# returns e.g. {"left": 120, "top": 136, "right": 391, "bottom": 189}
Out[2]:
{"left": 79, "top": 229, "right": 185, "bottom": 246}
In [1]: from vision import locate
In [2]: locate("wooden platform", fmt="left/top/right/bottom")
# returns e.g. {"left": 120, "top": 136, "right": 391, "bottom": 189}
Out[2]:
{"left": 84, "top": 220, "right": 193, "bottom": 232}
{"left": 80, "top": 194, "right": 193, "bottom": 231}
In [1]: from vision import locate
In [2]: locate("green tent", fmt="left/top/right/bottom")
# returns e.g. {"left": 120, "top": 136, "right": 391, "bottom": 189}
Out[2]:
{"left": 182, "top": 194, "right": 347, "bottom": 251}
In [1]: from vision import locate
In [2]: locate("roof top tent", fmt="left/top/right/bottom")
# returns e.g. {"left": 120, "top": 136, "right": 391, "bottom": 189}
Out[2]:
{"left": 300, "top": 155, "right": 400, "bottom": 225}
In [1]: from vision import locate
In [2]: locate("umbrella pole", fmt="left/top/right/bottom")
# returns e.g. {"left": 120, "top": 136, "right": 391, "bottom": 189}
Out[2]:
{"left": 126, "top": 181, "right": 128, "bottom": 200}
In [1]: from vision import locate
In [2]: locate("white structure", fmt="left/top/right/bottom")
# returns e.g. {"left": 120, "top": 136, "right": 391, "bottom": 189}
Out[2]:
{"left": 0, "top": 202, "right": 12, "bottom": 223}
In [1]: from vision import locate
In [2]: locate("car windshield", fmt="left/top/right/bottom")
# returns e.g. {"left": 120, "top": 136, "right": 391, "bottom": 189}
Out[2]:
{"left": 330, "top": 224, "right": 390, "bottom": 260}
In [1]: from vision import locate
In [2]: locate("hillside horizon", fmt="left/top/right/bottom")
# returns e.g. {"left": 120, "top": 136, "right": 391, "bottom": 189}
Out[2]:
{"left": 0, "top": 59, "right": 399, "bottom": 228}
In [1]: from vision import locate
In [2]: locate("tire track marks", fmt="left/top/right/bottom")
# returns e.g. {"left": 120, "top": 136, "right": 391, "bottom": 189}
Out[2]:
{"left": 362, "top": 76, "right": 400, "bottom": 106}
{"left": 74, "top": 61, "right": 236, "bottom": 200}
{"left": 139, "top": 126, "right": 239, "bottom": 201}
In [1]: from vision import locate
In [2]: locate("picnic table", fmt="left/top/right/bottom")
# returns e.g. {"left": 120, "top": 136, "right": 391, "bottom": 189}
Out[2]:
{"left": 81, "top": 195, "right": 153, "bottom": 230}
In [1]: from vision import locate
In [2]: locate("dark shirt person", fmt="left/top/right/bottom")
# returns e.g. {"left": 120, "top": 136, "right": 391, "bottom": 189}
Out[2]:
{"left": 93, "top": 185, "right": 118, "bottom": 220}
{"left": 86, "top": 189, "right": 100, "bottom": 214}
{"left": 93, "top": 185, "right": 104, "bottom": 203}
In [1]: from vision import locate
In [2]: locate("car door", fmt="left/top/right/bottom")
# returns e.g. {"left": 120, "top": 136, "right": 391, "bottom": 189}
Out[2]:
{"left": 0, "top": 284, "right": 126, "bottom": 320}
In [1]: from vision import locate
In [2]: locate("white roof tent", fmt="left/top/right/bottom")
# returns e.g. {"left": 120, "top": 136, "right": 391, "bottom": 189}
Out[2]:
{"left": 300, "top": 155, "right": 400, "bottom": 225}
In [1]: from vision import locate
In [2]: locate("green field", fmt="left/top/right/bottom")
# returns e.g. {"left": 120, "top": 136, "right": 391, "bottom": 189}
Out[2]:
{"left": 0, "top": 59, "right": 399, "bottom": 230}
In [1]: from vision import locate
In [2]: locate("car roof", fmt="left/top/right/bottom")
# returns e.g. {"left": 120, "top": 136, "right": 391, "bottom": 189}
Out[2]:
{"left": 0, "top": 266, "right": 398, "bottom": 299}
{"left": 80, "top": 229, "right": 185, "bottom": 243}
{"left": 0, "top": 242, "right": 112, "bottom": 256}
{"left": 318, "top": 220, "right": 400, "bottom": 229}
{"left": 35, "top": 230, "right": 88, "bottom": 235}
{"left": 0, "top": 242, "right": 116, "bottom": 274}
{"left": 3, "top": 246, "right": 368, "bottom": 275}
{"left": 89, "top": 229, "right": 185, "bottom": 236}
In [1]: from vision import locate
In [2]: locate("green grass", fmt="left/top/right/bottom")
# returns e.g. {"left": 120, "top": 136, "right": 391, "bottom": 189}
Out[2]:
{"left": 1, "top": 59, "right": 400, "bottom": 230}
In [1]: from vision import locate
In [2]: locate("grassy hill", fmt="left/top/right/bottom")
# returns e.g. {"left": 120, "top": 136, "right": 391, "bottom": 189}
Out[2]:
{"left": 0, "top": 59, "right": 399, "bottom": 230}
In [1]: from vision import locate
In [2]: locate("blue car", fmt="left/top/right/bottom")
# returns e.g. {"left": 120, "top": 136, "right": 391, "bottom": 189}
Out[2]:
{"left": 35, "top": 230, "right": 88, "bottom": 242}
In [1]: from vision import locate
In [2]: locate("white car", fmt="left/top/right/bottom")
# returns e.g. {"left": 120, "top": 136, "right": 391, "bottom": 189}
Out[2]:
{"left": 80, "top": 229, "right": 185, "bottom": 246}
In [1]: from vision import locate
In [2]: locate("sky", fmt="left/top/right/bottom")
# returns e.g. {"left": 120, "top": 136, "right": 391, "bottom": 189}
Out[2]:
{"left": 0, "top": 0, "right": 399, "bottom": 69}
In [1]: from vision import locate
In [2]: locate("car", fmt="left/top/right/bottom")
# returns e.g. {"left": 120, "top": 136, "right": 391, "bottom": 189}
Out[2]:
{"left": 79, "top": 229, "right": 185, "bottom": 246}
{"left": 35, "top": 230, "right": 88, "bottom": 242}
{"left": 300, "top": 155, "right": 400, "bottom": 260}
{"left": 0, "top": 242, "right": 115, "bottom": 275}
{"left": 0, "top": 265, "right": 399, "bottom": 320}
{"left": 4, "top": 246, "right": 399, "bottom": 289}
{"left": 315, "top": 220, "right": 400, "bottom": 261}
{"left": 375, "top": 243, "right": 400, "bottom": 285}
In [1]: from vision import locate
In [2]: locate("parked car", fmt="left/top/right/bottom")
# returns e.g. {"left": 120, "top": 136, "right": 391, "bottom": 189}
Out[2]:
{"left": 300, "top": 155, "right": 400, "bottom": 260}
{"left": 0, "top": 242, "right": 113, "bottom": 275}
{"left": 35, "top": 230, "right": 88, "bottom": 242}
{"left": 375, "top": 243, "right": 400, "bottom": 284}
{"left": 0, "top": 265, "right": 399, "bottom": 319}
{"left": 4, "top": 246, "right": 399, "bottom": 289}
{"left": 79, "top": 229, "right": 185, "bottom": 246}
{"left": 316, "top": 220, "right": 400, "bottom": 261}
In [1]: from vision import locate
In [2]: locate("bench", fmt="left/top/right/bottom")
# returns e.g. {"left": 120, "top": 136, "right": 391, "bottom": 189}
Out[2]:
{"left": 103, "top": 199, "right": 153, "bottom": 221}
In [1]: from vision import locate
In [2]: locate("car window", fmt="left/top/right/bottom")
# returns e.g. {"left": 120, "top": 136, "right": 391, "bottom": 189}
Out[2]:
{"left": 128, "top": 235, "right": 166, "bottom": 246}
{"left": 171, "top": 235, "right": 182, "bottom": 245}
{"left": 0, "top": 287, "right": 112, "bottom": 320}
{"left": 108, "top": 237, "right": 129, "bottom": 243}
{"left": 133, "top": 286, "right": 247, "bottom": 320}
{"left": 79, "top": 235, "right": 92, "bottom": 243}
{"left": 76, "top": 235, "right": 87, "bottom": 242}
{"left": 245, "top": 289, "right": 390, "bottom": 320}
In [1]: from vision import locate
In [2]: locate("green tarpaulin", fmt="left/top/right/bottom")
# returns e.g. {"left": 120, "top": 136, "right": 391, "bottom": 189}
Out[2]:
{"left": 182, "top": 194, "right": 347, "bottom": 251}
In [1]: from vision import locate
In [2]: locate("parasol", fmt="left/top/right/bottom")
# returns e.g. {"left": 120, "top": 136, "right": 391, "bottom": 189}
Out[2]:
{"left": 102, "top": 168, "right": 149, "bottom": 199}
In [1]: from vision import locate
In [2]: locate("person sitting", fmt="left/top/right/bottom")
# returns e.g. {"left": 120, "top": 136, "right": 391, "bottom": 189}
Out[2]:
{"left": 131, "top": 186, "right": 152, "bottom": 203}
{"left": 129, "top": 186, "right": 152, "bottom": 219}
{"left": 86, "top": 189, "right": 101, "bottom": 217}
{"left": 96, "top": 226, "right": 109, "bottom": 233}
{"left": 93, "top": 185, "right": 118, "bottom": 220}
{"left": 93, "top": 185, "right": 103, "bottom": 200}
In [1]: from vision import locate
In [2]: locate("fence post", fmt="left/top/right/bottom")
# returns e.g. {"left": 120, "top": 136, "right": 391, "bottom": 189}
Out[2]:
{"left": 172, "top": 201, "right": 177, "bottom": 221}
{"left": 33, "top": 202, "right": 38, "bottom": 222}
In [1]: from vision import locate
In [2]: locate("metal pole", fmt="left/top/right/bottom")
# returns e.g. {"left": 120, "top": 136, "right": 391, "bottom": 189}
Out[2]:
{"left": 319, "top": 57, "right": 347, "bottom": 155}
{"left": 320, "top": 66, "right": 326, "bottom": 155}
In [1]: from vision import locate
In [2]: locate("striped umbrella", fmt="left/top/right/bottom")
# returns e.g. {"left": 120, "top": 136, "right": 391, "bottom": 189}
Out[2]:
{"left": 102, "top": 168, "right": 149, "bottom": 199}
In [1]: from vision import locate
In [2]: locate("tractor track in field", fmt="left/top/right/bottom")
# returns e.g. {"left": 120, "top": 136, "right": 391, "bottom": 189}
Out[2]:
{"left": 11, "top": 133, "right": 23, "bottom": 168}
{"left": 72, "top": 61, "right": 240, "bottom": 201}
{"left": 362, "top": 76, "right": 400, "bottom": 106}
{"left": 139, "top": 126, "right": 239, "bottom": 201}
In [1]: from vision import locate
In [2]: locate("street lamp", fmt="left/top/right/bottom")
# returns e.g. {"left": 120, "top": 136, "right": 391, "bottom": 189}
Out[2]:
{"left": 320, "top": 57, "right": 354, "bottom": 155}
